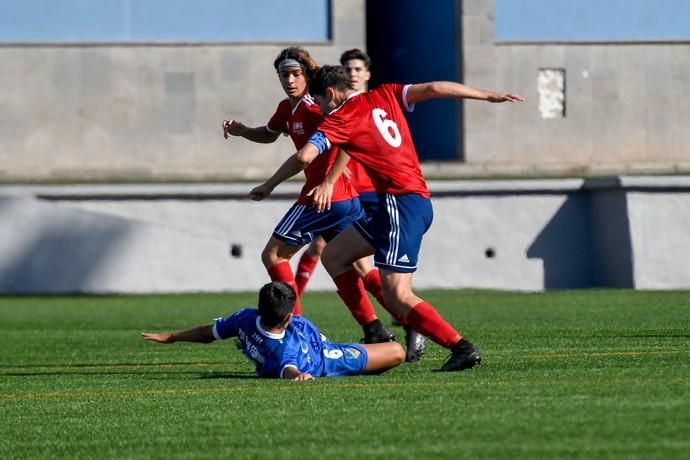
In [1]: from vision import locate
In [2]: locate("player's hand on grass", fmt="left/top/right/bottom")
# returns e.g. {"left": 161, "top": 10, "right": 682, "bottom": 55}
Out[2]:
{"left": 222, "top": 119, "right": 245, "bottom": 139}
{"left": 487, "top": 92, "right": 524, "bottom": 103}
{"left": 307, "top": 181, "right": 334, "bottom": 213}
{"left": 141, "top": 332, "right": 174, "bottom": 344}
{"left": 292, "top": 372, "right": 314, "bottom": 381}
{"left": 250, "top": 183, "right": 273, "bottom": 201}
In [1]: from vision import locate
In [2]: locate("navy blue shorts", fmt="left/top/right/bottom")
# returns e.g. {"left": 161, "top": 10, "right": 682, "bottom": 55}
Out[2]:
{"left": 273, "top": 198, "right": 365, "bottom": 246}
{"left": 354, "top": 193, "right": 433, "bottom": 273}
{"left": 322, "top": 343, "right": 368, "bottom": 376}
{"left": 358, "top": 191, "right": 379, "bottom": 218}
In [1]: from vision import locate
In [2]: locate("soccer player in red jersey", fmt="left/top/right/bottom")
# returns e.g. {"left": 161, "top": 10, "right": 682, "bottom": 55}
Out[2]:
{"left": 252, "top": 65, "right": 524, "bottom": 371}
{"left": 224, "top": 48, "right": 394, "bottom": 344}
{"left": 293, "top": 49, "right": 376, "bottom": 296}
{"left": 289, "top": 49, "right": 425, "bottom": 362}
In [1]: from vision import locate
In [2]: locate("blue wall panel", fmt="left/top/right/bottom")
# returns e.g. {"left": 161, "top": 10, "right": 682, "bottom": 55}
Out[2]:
{"left": 496, "top": 0, "right": 690, "bottom": 41}
{"left": 0, "top": 0, "right": 330, "bottom": 42}
{"left": 367, "top": 0, "right": 460, "bottom": 161}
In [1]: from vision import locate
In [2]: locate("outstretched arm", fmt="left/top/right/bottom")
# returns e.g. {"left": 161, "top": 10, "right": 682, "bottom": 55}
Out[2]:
{"left": 223, "top": 119, "right": 281, "bottom": 143}
{"left": 406, "top": 81, "right": 524, "bottom": 105}
{"left": 249, "top": 143, "right": 320, "bottom": 201}
{"left": 142, "top": 325, "right": 215, "bottom": 344}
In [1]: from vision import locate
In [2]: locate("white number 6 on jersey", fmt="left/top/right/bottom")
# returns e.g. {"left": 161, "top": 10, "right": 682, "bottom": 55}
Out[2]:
{"left": 323, "top": 348, "right": 343, "bottom": 359}
{"left": 372, "top": 108, "right": 402, "bottom": 148}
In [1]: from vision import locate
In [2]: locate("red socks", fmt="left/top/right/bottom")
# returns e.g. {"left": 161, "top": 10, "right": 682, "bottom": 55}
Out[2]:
{"left": 406, "top": 301, "right": 461, "bottom": 348}
{"left": 333, "top": 269, "right": 379, "bottom": 326}
{"left": 362, "top": 269, "right": 405, "bottom": 325}
{"left": 295, "top": 253, "right": 319, "bottom": 296}
{"left": 362, "top": 269, "right": 385, "bottom": 307}
{"left": 267, "top": 261, "right": 301, "bottom": 315}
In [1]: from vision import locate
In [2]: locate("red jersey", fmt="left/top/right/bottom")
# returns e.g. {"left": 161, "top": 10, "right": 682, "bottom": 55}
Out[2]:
{"left": 347, "top": 160, "right": 376, "bottom": 194}
{"left": 315, "top": 84, "right": 430, "bottom": 198}
{"left": 267, "top": 95, "right": 356, "bottom": 205}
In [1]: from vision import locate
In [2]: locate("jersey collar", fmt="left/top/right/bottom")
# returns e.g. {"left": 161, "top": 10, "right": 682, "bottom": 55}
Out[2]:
{"left": 327, "top": 90, "right": 360, "bottom": 116}
{"left": 255, "top": 316, "right": 286, "bottom": 340}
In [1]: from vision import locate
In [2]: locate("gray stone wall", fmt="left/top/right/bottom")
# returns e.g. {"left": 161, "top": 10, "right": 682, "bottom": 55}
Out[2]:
{"left": 0, "top": 1, "right": 365, "bottom": 181}
{"left": 461, "top": 0, "right": 690, "bottom": 176}
{"left": 2, "top": 0, "right": 688, "bottom": 181}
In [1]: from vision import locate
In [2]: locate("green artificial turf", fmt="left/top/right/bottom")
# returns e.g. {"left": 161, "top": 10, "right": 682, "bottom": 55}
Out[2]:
{"left": 0, "top": 290, "right": 688, "bottom": 459}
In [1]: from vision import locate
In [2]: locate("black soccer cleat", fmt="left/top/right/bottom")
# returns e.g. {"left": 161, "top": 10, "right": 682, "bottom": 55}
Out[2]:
{"left": 361, "top": 319, "right": 396, "bottom": 344}
{"left": 439, "top": 338, "right": 481, "bottom": 372}
{"left": 404, "top": 326, "right": 426, "bottom": 363}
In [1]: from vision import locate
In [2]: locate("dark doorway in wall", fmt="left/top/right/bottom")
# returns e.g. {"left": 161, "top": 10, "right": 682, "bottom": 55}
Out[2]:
{"left": 366, "top": 0, "right": 463, "bottom": 161}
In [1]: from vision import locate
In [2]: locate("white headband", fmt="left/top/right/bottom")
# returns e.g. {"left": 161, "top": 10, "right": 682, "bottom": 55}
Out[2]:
{"left": 278, "top": 59, "right": 305, "bottom": 71}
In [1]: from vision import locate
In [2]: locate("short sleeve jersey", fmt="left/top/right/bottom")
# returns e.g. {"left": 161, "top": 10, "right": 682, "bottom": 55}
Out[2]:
{"left": 213, "top": 308, "right": 328, "bottom": 378}
{"left": 312, "top": 84, "right": 430, "bottom": 198}
{"left": 267, "top": 95, "right": 356, "bottom": 205}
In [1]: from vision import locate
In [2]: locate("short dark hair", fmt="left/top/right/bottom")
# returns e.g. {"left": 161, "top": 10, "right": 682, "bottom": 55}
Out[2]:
{"left": 309, "top": 65, "right": 352, "bottom": 97}
{"left": 340, "top": 48, "right": 371, "bottom": 69}
{"left": 257, "top": 281, "right": 296, "bottom": 327}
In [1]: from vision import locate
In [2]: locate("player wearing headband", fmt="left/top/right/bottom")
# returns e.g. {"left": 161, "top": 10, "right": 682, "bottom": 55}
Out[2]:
{"left": 223, "top": 47, "right": 395, "bottom": 345}
{"left": 293, "top": 48, "right": 426, "bottom": 362}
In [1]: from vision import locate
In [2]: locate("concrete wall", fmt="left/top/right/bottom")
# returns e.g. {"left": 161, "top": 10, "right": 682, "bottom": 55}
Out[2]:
{"left": 2, "top": 177, "right": 689, "bottom": 294}
{"left": 0, "top": 0, "right": 365, "bottom": 181}
{"left": 461, "top": 0, "right": 690, "bottom": 176}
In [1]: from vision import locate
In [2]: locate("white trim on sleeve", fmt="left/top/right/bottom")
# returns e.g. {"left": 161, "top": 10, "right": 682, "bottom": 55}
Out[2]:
{"left": 402, "top": 84, "right": 416, "bottom": 112}
{"left": 212, "top": 322, "right": 223, "bottom": 340}
{"left": 280, "top": 364, "right": 299, "bottom": 379}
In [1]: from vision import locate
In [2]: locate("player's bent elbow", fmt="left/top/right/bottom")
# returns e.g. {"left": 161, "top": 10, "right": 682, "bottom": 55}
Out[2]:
{"left": 295, "top": 151, "right": 314, "bottom": 169}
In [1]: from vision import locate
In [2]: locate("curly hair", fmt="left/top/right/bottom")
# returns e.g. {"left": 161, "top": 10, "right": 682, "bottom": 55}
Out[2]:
{"left": 273, "top": 47, "right": 320, "bottom": 80}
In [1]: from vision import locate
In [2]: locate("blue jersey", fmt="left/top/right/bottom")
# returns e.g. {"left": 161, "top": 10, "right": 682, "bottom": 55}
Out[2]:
{"left": 212, "top": 308, "right": 367, "bottom": 378}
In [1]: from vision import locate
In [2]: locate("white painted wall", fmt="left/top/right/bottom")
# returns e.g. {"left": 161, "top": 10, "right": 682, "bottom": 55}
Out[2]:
{"left": 2, "top": 178, "right": 689, "bottom": 293}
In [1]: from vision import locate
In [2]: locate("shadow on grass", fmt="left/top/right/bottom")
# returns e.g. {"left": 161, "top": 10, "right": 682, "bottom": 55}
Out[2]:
{"left": 197, "top": 371, "right": 258, "bottom": 379}
{"left": 0, "top": 361, "right": 256, "bottom": 379}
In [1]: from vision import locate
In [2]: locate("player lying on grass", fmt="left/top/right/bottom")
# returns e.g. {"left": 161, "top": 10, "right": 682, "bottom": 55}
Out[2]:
{"left": 142, "top": 281, "right": 404, "bottom": 380}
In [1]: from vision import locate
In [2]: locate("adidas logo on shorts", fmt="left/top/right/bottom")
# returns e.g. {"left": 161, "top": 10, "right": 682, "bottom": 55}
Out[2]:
{"left": 397, "top": 254, "right": 410, "bottom": 263}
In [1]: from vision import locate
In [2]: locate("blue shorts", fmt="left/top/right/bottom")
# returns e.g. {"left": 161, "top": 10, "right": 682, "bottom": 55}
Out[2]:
{"left": 273, "top": 198, "right": 365, "bottom": 246}
{"left": 322, "top": 343, "right": 368, "bottom": 377}
{"left": 358, "top": 191, "right": 379, "bottom": 218}
{"left": 354, "top": 193, "right": 433, "bottom": 273}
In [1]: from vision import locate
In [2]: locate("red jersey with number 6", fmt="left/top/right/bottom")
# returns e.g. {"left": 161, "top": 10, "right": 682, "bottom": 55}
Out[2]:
{"left": 267, "top": 95, "right": 356, "bottom": 204}
{"left": 315, "top": 84, "right": 430, "bottom": 198}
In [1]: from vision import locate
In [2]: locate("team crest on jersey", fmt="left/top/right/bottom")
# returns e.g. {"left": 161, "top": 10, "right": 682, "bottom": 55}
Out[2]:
{"left": 344, "top": 347, "right": 361, "bottom": 360}
{"left": 292, "top": 121, "right": 305, "bottom": 135}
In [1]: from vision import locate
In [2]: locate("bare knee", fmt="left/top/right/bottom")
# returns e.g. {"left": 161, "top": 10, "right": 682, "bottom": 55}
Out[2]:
{"left": 391, "top": 342, "right": 405, "bottom": 365}
{"left": 352, "top": 257, "right": 374, "bottom": 278}
{"left": 262, "top": 239, "right": 297, "bottom": 268}
{"left": 261, "top": 244, "right": 276, "bottom": 268}
{"left": 307, "top": 237, "right": 327, "bottom": 257}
